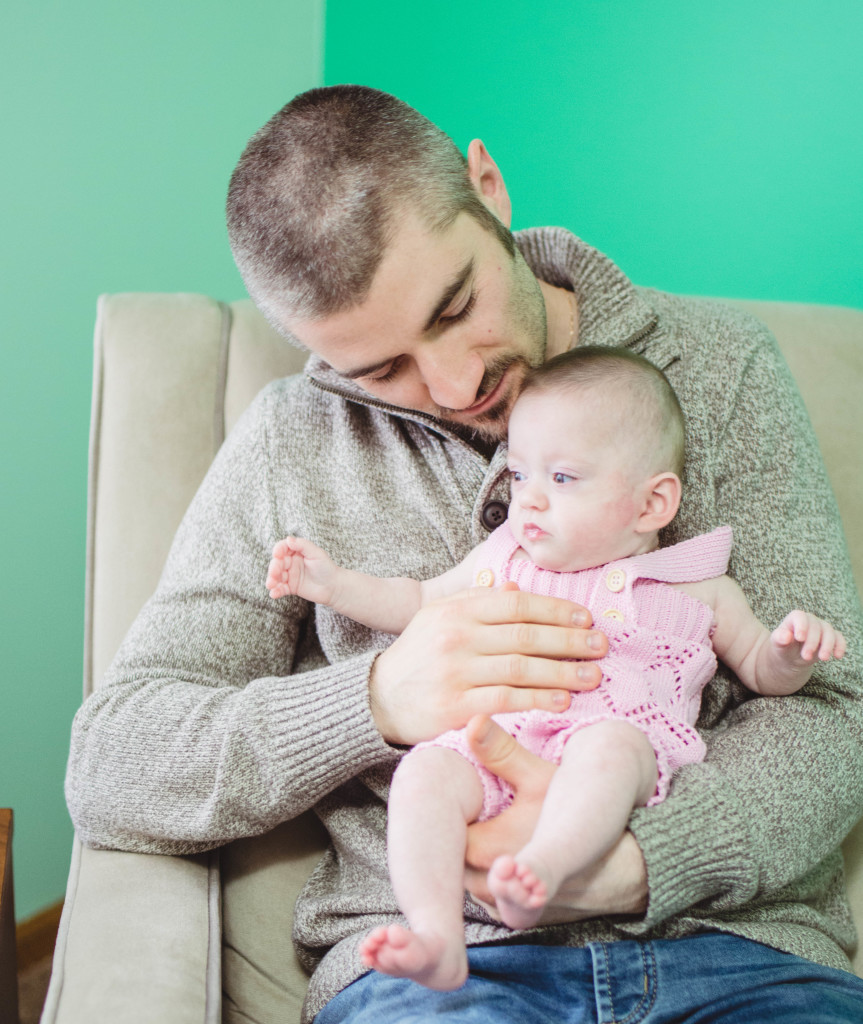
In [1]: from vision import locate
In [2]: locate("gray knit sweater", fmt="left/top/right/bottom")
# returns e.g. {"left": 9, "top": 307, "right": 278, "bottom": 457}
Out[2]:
{"left": 66, "top": 229, "right": 863, "bottom": 1021}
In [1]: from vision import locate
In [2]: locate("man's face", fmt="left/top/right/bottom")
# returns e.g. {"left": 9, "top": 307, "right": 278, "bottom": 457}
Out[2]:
{"left": 285, "top": 210, "right": 548, "bottom": 442}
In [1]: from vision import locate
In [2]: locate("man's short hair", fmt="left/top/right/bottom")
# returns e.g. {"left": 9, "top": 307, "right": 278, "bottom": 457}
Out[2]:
{"left": 521, "top": 346, "right": 687, "bottom": 478}
{"left": 226, "top": 85, "right": 515, "bottom": 329}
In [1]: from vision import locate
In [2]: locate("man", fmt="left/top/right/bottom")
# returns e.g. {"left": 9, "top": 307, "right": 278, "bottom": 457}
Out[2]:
{"left": 66, "top": 85, "right": 863, "bottom": 1021}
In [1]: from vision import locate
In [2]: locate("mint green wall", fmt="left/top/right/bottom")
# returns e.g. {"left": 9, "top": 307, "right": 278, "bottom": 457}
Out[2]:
{"left": 1, "top": 2, "right": 323, "bottom": 920}
{"left": 325, "top": 1, "right": 862, "bottom": 308}
{"left": 5, "top": 0, "right": 860, "bottom": 926}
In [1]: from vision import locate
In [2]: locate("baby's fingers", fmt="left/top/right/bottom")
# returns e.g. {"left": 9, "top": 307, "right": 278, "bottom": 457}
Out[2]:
{"left": 773, "top": 612, "right": 846, "bottom": 663}
{"left": 272, "top": 535, "right": 310, "bottom": 558}
{"left": 818, "top": 624, "right": 846, "bottom": 662}
{"left": 266, "top": 557, "right": 285, "bottom": 583}
{"left": 266, "top": 555, "right": 293, "bottom": 599}
{"left": 773, "top": 610, "right": 808, "bottom": 648}
{"left": 797, "top": 615, "right": 823, "bottom": 661}
{"left": 798, "top": 615, "right": 846, "bottom": 662}
{"left": 772, "top": 623, "right": 795, "bottom": 648}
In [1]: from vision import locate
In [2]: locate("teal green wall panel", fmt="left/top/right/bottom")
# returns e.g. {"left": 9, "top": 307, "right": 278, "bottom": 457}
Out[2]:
{"left": 5, "top": 0, "right": 860, "bottom": 926}
{"left": 1, "top": 1, "right": 323, "bottom": 920}
{"left": 324, "top": 0, "right": 862, "bottom": 308}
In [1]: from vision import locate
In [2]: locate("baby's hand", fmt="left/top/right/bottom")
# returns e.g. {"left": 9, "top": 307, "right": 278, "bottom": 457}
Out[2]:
{"left": 266, "top": 536, "right": 340, "bottom": 606}
{"left": 771, "top": 611, "right": 847, "bottom": 664}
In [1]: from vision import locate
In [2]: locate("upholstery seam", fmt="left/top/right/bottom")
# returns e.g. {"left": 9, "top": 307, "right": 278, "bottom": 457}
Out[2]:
{"left": 204, "top": 847, "right": 223, "bottom": 1023}
{"left": 214, "top": 301, "right": 232, "bottom": 455}
{"left": 82, "top": 294, "right": 107, "bottom": 701}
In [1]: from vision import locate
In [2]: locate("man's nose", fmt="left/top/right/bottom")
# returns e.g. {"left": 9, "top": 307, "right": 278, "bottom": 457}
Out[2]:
{"left": 419, "top": 345, "right": 485, "bottom": 411}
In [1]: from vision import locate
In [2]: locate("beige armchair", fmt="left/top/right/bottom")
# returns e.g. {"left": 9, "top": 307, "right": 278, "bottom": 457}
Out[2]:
{"left": 42, "top": 294, "right": 863, "bottom": 1023}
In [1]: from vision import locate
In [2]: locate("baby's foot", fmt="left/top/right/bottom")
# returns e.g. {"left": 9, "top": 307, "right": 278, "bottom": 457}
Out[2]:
{"left": 359, "top": 924, "right": 468, "bottom": 991}
{"left": 487, "top": 854, "right": 551, "bottom": 930}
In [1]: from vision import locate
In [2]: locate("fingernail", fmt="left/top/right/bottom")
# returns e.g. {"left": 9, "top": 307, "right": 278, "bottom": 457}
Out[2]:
{"left": 470, "top": 715, "right": 492, "bottom": 743}
{"left": 577, "top": 666, "right": 597, "bottom": 685}
{"left": 587, "top": 632, "right": 604, "bottom": 651}
{"left": 572, "top": 610, "right": 590, "bottom": 627}
{"left": 552, "top": 691, "right": 569, "bottom": 709}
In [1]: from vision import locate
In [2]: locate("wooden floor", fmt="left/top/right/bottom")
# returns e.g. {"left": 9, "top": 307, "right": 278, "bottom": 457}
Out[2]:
{"left": 18, "top": 955, "right": 52, "bottom": 1024}
{"left": 13, "top": 899, "right": 62, "bottom": 1024}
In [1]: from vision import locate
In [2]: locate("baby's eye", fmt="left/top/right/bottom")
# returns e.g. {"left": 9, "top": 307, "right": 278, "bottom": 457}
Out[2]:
{"left": 509, "top": 469, "right": 525, "bottom": 483}
{"left": 552, "top": 472, "right": 575, "bottom": 484}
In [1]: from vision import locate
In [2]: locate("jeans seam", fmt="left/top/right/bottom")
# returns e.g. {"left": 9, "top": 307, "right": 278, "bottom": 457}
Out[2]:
{"left": 615, "top": 942, "right": 657, "bottom": 1024}
{"left": 601, "top": 942, "right": 615, "bottom": 1023}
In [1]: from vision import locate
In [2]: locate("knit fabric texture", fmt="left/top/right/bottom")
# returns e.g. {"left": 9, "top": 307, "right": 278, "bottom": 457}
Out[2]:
{"left": 421, "top": 524, "right": 733, "bottom": 817}
{"left": 65, "top": 228, "right": 863, "bottom": 1023}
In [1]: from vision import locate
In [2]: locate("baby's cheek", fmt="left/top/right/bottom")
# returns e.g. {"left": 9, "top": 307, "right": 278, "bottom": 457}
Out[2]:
{"left": 604, "top": 494, "right": 638, "bottom": 527}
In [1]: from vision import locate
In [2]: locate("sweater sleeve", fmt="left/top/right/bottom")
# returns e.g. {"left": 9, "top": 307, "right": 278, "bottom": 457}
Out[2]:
{"left": 65, "top": 390, "right": 399, "bottom": 855}
{"left": 624, "top": 320, "right": 863, "bottom": 929}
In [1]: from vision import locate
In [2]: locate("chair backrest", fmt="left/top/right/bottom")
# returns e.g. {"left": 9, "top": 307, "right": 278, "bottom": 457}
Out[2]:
{"left": 723, "top": 300, "right": 863, "bottom": 977}
{"left": 724, "top": 299, "right": 863, "bottom": 594}
{"left": 84, "top": 293, "right": 308, "bottom": 695}
{"left": 85, "top": 292, "right": 863, "bottom": 972}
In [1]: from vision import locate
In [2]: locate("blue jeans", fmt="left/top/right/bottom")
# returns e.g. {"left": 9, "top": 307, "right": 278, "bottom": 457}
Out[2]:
{"left": 315, "top": 934, "right": 863, "bottom": 1023}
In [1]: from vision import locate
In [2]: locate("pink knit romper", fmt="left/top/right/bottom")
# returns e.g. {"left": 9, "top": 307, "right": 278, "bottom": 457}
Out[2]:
{"left": 414, "top": 523, "right": 733, "bottom": 819}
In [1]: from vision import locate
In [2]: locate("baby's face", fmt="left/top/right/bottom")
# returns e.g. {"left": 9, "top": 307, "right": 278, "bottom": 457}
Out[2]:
{"left": 505, "top": 388, "right": 653, "bottom": 572}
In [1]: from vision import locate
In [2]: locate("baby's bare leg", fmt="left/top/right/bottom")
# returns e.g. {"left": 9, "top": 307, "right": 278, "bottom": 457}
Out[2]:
{"left": 360, "top": 746, "right": 484, "bottom": 990}
{"left": 488, "top": 720, "right": 657, "bottom": 930}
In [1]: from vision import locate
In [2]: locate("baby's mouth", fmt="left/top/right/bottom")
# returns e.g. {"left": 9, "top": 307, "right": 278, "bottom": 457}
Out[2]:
{"left": 522, "top": 522, "right": 549, "bottom": 540}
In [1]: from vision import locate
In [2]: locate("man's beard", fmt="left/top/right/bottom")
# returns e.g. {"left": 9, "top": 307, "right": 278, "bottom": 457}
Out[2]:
{"left": 437, "top": 248, "right": 549, "bottom": 443}
{"left": 437, "top": 354, "right": 533, "bottom": 443}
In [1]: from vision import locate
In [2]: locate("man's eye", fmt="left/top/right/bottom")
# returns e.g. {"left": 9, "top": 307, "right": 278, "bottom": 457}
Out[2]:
{"left": 440, "top": 290, "right": 477, "bottom": 325}
{"left": 367, "top": 361, "right": 400, "bottom": 384}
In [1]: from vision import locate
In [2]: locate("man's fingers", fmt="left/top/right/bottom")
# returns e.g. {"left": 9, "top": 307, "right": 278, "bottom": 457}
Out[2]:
{"left": 465, "top": 715, "right": 555, "bottom": 788}
{"left": 464, "top": 718, "right": 553, "bottom": 879}
{"left": 459, "top": 588, "right": 607, "bottom": 660}
{"left": 475, "top": 621, "right": 607, "bottom": 661}
{"left": 464, "top": 715, "right": 520, "bottom": 776}
{"left": 457, "top": 586, "right": 593, "bottom": 630}
{"left": 461, "top": 682, "right": 569, "bottom": 716}
{"left": 370, "top": 584, "right": 608, "bottom": 745}
{"left": 461, "top": 653, "right": 602, "bottom": 694}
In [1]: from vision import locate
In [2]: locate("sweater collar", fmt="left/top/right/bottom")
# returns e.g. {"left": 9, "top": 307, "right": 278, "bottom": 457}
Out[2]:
{"left": 515, "top": 227, "right": 658, "bottom": 350}
{"left": 304, "top": 226, "right": 660, "bottom": 415}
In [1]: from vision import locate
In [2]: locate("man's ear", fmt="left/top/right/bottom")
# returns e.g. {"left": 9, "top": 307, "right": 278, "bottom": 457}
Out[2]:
{"left": 466, "top": 139, "right": 512, "bottom": 227}
{"left": 635, "top": 472, "right": 682, "bottom": 533}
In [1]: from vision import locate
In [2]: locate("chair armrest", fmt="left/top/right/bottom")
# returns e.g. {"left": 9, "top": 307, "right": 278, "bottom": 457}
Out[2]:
{"left": 42, "top": 838, "right": 220, "bottom": 1024}
{"left": 844, "top": 819, "right": 863, "bottom": 977}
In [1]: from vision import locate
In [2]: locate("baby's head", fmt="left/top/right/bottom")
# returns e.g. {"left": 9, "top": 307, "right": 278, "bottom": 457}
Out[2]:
{"left": 505, "top": 346, "right": 685, "bottom": 572}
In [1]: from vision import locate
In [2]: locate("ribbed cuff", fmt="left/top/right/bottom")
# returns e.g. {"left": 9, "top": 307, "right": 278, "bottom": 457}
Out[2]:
{"left": 257, "top": 649, "right": 399, "bottom": 809}
{"left": 620, "top": 763, "right": 758, "bottom": 933}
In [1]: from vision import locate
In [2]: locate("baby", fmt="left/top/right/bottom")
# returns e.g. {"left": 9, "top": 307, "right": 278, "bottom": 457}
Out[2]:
{"left": 266, "top": 346, "right": 846, "bottom": 991}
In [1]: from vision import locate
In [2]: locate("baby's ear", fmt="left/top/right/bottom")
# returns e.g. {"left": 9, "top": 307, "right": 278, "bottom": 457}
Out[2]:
{"left": 636, "top": 472, "right": 682, "bottom": 533}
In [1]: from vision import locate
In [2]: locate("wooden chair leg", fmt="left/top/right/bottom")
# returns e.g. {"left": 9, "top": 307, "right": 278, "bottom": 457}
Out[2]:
{"left": 0, "top": 809, "right": 20, "bottom": 1024}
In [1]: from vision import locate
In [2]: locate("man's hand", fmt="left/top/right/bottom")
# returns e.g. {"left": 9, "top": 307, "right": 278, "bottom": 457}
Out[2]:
{"left": 463, "top": 716, "right": 648, "bottom": 922}
{"left": 369, "top": 584, "right": 607, "bottom": 746}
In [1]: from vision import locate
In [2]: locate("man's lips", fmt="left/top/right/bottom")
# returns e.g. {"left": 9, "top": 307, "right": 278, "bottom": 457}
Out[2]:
{"left": 460, "top": 365, "right": 511, "bottom": 417}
